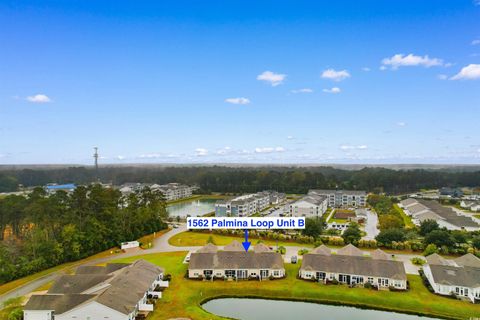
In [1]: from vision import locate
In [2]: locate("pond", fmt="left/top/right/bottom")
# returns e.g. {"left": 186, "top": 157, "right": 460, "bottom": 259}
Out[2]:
{"left": 202, "top": 298, "right": 439, "bottom": 320}
{"left": 167, "top": 198, "right": 216, "bottom": 217}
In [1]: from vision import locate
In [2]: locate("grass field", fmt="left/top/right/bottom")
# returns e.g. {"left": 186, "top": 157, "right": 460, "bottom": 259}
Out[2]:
{"left": 168, "top": 231, "right": 314, "bottom": 248}
{"left": 113, "top": 252, "right": 480, "bottom": 320}
{"left": 393, "top": 204, "right": 416, "bottom": 228}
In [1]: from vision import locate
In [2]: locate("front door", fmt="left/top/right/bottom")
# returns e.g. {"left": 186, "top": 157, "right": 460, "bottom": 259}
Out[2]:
{"left": 260, "top": 269, "right": 269, "bottom": 279}
{"left": 237, "top": 270, "right": 248, "bottom": 279}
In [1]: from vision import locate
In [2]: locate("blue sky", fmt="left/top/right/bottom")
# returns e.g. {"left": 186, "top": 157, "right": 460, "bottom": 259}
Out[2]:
{"left": 1, "top": 0, "right": 479, "bottom": 165}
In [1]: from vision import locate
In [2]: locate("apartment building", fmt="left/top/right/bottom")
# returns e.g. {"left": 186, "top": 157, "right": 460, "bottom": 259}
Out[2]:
{"left": 289, "top": 194, "right": 328, "bottom": 217}
{"left": 119, "top": 182, "right": 194, "bottom": 201}
{"left": 308, "top": 189, "right": 367, "bottom": 208}
{"left": 215, "top": 191, "right": 285, "bottom": 217}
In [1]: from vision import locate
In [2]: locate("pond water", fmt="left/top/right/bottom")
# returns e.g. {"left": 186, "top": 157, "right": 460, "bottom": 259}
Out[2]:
{"left": 202, "top": 298, "right": 439, "bottom": 320}
{"left": 167, "top": 198, "right": 216, "bottom": 217}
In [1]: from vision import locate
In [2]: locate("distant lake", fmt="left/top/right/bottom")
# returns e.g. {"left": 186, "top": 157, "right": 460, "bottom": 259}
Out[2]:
{"left": 167, "top": 198, "right": 216, "bottom": 217}
{"left": 202, "top": 298, "right": 439, "bottom": 320}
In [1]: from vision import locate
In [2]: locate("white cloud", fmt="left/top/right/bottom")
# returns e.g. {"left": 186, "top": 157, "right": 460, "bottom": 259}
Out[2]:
{"left": 255, "top": 146, "right": 285, "bottom": 153}
{"left": 321, "top": 69, "right": 351, "bottom": 81}
{"left": 450, "top": 64, "right": 480, "bottom": 80}
{"left": 340, "top": 145, "right": 368, "bottom": 151}
{"left": 138, "top": 153, "right": 162, "bottom": 159}
{"left": 195, "top": 148, "right": 208, "bottom": 156}
{"left": 291, "top": 88, "right": 313, "bottom": 94}
{"left": 26, "top": 94, "right": 51, "bottom": 103}
{"left": 256, "top": 71, "right": 286, "bottom": 86}
{"left": 381, "top": 54, "right": 444, "bottom": 69}
{"left": 397, "top": 122, "right": 407, "bottom": 127}
{"left": 379, "top": 65, "right": 387, "bottom": 71}
{"left": 216, "top": 146, "right": 232, "bottom": 155}
{"left": 116, "top": 155, "right": 126, "bottom": 160}
{"left": 437, "top": 74, "right": 448, "bottom": 80}
{"left": 287, "top": 135, "right": 294, "bottom": 140}
{"left": 472, "top": 40, "right": 480, "bottom": 45}
{"left": 225, "top": 97, "right": 250, "bottom": 105}
{"left": 362, "top": 67, "right": 371, "bottom": 72}
{"left": 322, "top": 87, "right": 341, "bottom": 94}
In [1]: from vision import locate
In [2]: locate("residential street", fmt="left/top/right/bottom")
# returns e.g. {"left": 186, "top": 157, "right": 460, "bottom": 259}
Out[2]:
{"left": 362, "top": 209, "right": 380, "bottom": 240}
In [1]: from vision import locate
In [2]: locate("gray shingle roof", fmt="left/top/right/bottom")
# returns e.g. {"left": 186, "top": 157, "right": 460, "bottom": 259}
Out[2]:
{"left": 197, "top": 243, "right": 218, "bottom": 253}
{"left": 429, "top": 264, "right": 480, "bottom": 288}
{"left": 95, "top": 260, "right": 163, "bottom": 315}
{"left": 336, "top": 244, "right": 364, "bottom": 257}
{"left": 254, "top": 243, "right": 272, "bottom": 253}
{"left": 24, "top": 294, "right": 95, "bottom": 314}
{"left": 47, "top": 275, "right": 111, "bottom": 294}
{"left": 189, "top": 251, "right": 284, "bottom": 270}
{"left": 370, "top": 249, "right": 391, "bottom": 261}
{"left": 300, "top": 254, "right": 406, "bottom": 280}
{"left": 75, "top": 263, "right": 129, "bottom": 275}
{"left": 454, "top": 253, "right": 480, "bottom": 268}
{"left": 417, "top": 199, "right": 480, "bottom": 228}
{"left": 426, "top": 253, "right": 449, "bottom": 266}
{"left": 311, "top": 245, "right": 331, "bottom": 255}
{"left": 224, "top": 240, "right": 245, "bottom": 252}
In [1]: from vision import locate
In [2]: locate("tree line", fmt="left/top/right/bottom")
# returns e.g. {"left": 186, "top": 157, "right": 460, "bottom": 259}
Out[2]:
{"left": 1, "top": 166, "right": 480, "bottom": 194}
{"left": 0, "top": 185, "right": 168, "bottom": 284}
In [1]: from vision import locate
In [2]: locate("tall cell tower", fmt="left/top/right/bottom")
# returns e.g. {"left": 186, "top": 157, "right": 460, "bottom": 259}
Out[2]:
{"left": 93, "top": 147, "right": 99, "bottom": 181}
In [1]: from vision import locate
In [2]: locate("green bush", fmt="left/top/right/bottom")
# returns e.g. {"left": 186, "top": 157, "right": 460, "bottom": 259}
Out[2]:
{"left": 411, "top": 257, "right": 426, "bottom": 266}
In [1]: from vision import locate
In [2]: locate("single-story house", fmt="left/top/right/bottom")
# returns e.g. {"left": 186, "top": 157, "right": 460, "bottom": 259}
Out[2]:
{"left": 423, "top": 253, "right": 480, "bottom": 303}
{"left": 188, "top": 241, "right": 285, "bottom": 280}
{"left": 24, "top": 260, "right": 168, "bottom": 320}
{"left": 299, "top": 244, "right": 407, "bottom": 290}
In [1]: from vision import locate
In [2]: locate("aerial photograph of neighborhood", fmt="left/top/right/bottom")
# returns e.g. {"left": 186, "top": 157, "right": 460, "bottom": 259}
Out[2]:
{"left": 1, "top": 1, "right": 480, "bottom": 319}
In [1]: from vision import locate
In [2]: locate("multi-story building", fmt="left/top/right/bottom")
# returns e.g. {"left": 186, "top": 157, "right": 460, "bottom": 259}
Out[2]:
{"left": 289, "top": 194, "right": 328, "bottom": 217}
{"left": 118, "top": 182, "right": 194, "bottom": 201}
{"left": 24, "top": 260, "right": 169, "bottom": 320}
{"left": 215, "top": 191, "right": 285, "bottom": 217}
{"left": 308, "top": 190, "right": 367, "bottom": 208}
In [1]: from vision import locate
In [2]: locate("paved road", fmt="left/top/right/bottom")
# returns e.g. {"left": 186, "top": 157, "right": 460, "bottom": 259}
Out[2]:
{"left": 362, "top": 209, "right": 380, "bottom": 240}
{"left": 0, "top": 223, "right": 423, "bottom": 306}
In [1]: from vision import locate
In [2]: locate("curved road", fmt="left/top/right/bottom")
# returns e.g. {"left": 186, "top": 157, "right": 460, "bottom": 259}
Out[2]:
{"left": 0, "top": 224, "right": 422, "bottom": 306}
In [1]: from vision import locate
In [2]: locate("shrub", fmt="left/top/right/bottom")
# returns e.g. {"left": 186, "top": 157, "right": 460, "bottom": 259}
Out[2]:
{"left": 423, "top": 243, "right": 438, "bottom": 256}
{"left": 276, "top": 246, "right": 286, "bottom": 254}
{"left": 364, "top": 282, "right": 373, "bottom": 289}
{"left": 411, "top": 257, "right": 426, "bottom": 266}
{"left": 298, "top": 249, "right": 310, "bottom": 255}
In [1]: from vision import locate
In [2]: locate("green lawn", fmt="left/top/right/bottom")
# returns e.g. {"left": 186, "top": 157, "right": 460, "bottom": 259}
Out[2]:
{"left": 393, "top": 204, "right": 415, "bottom": 228}
{"left": 168, "top": 231, "right": 314, "bottom": 248}
{"left": 113, "top": 252, "right": 480, "bottom": 320}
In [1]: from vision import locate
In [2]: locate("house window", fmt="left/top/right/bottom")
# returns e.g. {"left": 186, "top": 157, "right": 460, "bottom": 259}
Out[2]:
{"left": 225, "top": 270, "right": 236, "bottom": 278}
{"left": 316, "top": 272, "right": 326, "bottom": 280}
{"left": 260, "top": 270, "right": 269, "bottom": 278}
{"left": 273, "top": 270, "right": 280, "bottom": 277}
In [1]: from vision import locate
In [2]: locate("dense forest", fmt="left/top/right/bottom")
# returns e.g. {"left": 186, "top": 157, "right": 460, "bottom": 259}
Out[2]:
{"left": 1, "top": 165, "right": 480, "bottom": 194}
{"left": 0, "top": 185, "right": 168, "bottom": 284}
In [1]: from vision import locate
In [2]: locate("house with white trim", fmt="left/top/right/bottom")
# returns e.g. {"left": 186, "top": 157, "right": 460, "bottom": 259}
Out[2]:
{"left": 289, "top": 194, "right": 328, "bottom": 217}
{"left": 24, "top": 260, "right": 168, "bottom": 320}
{"left": 188, "top": 241, "right": 285, "bottom": 280}
{"left": 299, "top": 244, "right": 407, "bottom": 290}
{"left": 399, "top": 198, "right": 480, "bottom": 231}
{"left": 423, "top": 253, "right": 480, "bottom": 303}
{"left": 308, "top": 190, "right": 367, "bottom": 208}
